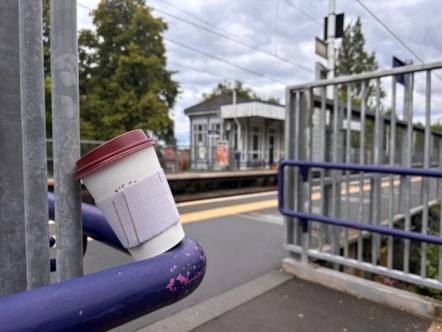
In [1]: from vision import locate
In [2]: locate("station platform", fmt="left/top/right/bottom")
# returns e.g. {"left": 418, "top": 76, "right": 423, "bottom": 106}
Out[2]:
{"left": 140, "top": 269, "right": 440, "bottom": 332}
{"left": 103, "top": 194, "right": 442, "bottom": 332}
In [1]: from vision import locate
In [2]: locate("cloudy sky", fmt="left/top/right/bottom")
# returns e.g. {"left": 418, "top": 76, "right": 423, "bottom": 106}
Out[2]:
{"left": 77, "top": 0, "right": 442, "bottom": 145}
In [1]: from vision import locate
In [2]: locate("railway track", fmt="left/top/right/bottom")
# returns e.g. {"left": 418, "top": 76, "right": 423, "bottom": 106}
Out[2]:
{"left": 48, "top": 169, "right": 278, "bottom": 203}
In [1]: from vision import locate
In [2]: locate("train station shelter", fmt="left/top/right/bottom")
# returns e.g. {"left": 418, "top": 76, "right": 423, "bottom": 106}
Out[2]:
{"left": 184, "top": 94, "right": 285, "bottom": 170}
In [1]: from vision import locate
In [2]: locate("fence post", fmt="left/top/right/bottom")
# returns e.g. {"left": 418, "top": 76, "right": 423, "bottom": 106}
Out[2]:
{"left": 0, "top": 1, "right": 27, "bottom": 296}
{"left": 50, "top": 0, "right": 83, "bottom": 281}
{"left": 283, "top": 88, "right": 297, "bottom": 251}
{"left": 19, "top": 0, "right": 50, "bottom": 289}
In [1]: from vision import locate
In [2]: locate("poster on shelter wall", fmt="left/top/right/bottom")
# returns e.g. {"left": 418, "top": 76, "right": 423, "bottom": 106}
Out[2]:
{"left": 216, "top": 140, "right": 229, "bottom": 166}
{"left": 198, "top": 146, "right": 206, "bottom": 160}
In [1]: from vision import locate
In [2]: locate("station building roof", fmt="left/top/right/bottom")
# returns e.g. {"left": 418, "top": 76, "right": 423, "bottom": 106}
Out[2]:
{"left": 220, "top": 101, "right": 284, "bottom": 120}
{"left": 184, "top": 93, "right": 285, "bottom": 120}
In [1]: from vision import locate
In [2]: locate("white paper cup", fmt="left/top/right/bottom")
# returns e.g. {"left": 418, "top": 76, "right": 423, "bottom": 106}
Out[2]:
{"left": 76, "top": 129, "right": 185, "bottom": 260}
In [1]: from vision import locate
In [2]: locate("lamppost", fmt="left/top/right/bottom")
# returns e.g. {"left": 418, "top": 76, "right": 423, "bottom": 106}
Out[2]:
{"left": 223, "top": 119, "right": 232, "bottom": 169}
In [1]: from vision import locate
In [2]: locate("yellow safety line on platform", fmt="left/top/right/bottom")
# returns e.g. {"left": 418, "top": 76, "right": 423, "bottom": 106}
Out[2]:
{"left": 179, "top": 176, "right": 423, "bottom": 224}
{"left": 176, "top": 191, "right": 277, "bottom": 207}
{"left": 180, "top": 199, "right": 278, "bottom": 224}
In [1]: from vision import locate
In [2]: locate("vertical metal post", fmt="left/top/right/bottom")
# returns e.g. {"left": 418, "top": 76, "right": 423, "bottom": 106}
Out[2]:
{"left": 19, "top": 0, "right": 50, "bottom": 290}
{"left": 401, "top": 72, "right": 414, "bottom": 274}
{"left": 50, "top": 0, "right": 83, "bottom": 281}
{"left": 0, "top": 0, "right": 27, "bottom": 296}
{"left": 318, "top": 87, "right": 327, "bottom": 250}
{"left": 357, "top": 80, "right": 367, "bottom": 262}
{"left": 370, "top": 78, "right": 383, "bottom": 265}
{"left": 294, "top": 90, "right": 306, "bottom": 252}
{"left": 300, "top": 88, "right": 314, "bottom": 263}
{"left": 330, "top": 85, "right": 342, "bottom": 267}
{"left": 284, "top": 88, "right": 297, "bottom": 251}
{"left": 420, "top": 70, "right": 432, "bottom": 278}
{"left": 387, "top": 75, "right": 397, "bottom": 269}
{"left": 326, "top": 0, "right": 336, "bottom": 99}
{"left": 343, "top": 85, "right": 352, "bottom": 258}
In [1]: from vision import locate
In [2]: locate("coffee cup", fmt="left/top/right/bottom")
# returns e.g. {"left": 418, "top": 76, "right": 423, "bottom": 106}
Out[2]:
{"left": 76, "top": 129, "right": 185, "bottom": 261}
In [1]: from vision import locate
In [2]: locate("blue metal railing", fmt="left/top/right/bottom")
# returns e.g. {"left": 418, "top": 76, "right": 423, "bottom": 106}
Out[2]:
{"left": 278, "top": 160, "right": 442, "bottom": 245}
{"left": 48, "top": 193, "right": 126, "bottom": 253}
{"left": 0, "top": 194, "right": 206, "bottom": 332}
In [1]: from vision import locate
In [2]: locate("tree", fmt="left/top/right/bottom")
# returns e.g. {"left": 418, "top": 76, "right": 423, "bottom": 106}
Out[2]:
{"left": 43, "top": 0, "right": 52, "bottom": 138}
{"left": 335, "top": 17, "right": 384, "bottom": 108}
{"left": 202, "top": 80, "right": 280, "bottom": 104}
{"left": 431, "top": 119, "right": 442, "bottom": 133}
{"left": 78, "top": 0, "right": 179, "bottom": 142}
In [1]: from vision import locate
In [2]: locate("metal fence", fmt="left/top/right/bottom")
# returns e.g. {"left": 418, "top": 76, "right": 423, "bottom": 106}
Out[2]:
{"left": 0, "top": 2, "right": 206, "bottom": 329}
{"left": 282, "top": 61, "right": 442, "bottom": 291}
{"left": 47, "top": 140, "right": 191, "bottom": 175}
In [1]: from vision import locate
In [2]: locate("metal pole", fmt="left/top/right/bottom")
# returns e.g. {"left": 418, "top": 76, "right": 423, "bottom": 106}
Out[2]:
{"left": 326, "top": 0, "right": 336, "bottom": 99}
{"left": 283, "top": 88, "right": 297, "bottom": 250}
{"left": 50, "top": 0, "right": 83, "bottom": 281}
{"left": 232, "top": 88, "right": 242, "bottom": 169}
{"left": 19, "top": 0, "right": 50, "bottom": 290}
{"left": 0, "top": 0, "right": 27, "bottom": 296}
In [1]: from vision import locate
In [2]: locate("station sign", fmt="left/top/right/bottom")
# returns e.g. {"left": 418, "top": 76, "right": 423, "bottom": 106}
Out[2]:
{"left": 207, "top": 130, "right": 220, "bottom": 137}
{"left": 315, "top": 37, "right": 327, "bottom": 59}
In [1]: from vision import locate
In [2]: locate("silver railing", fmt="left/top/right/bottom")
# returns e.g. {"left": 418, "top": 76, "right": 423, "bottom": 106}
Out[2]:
{"left": 0, "top": 0, "right": 82, "bottom": 296}
{"left": 283, "top": 61, "right": 442, "bottom": 291}
{"left": 0, "top": 5, "right": 206, "bottom": 330}
{"left": 47, "top": 140, "right": 191, "bottom": 175}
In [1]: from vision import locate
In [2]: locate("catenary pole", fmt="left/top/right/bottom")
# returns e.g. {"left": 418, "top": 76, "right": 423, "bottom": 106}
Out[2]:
{"left": 326, "top": 0, "right": 336, "bottom": 99}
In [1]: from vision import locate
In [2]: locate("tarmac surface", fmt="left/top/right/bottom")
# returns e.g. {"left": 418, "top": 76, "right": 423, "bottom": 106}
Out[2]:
{"left": 86, "top": 191, "right": 442, "bottom": 332}
{"left": 142, "top": 269, "right": 440, "bottom": 332}
{"left": 192, "top": 275, "right": 433, "bottom": 332}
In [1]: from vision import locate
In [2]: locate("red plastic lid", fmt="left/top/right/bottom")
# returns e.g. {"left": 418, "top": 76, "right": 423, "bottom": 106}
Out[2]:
{"left": 76, "top": 129, "right": 156, "bottom": 179}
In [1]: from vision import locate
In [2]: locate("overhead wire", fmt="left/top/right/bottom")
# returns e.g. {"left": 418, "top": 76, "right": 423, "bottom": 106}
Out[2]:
{"left": 150, "top": 6, "right": 313, "bottom": 73}
{"left": 355, "top": 0, "right": 424, "bottom": 64}
{"left": 151, "top": 0, "right": 316, "bottom": 73}
{"left": 168, "top": 61, "right": 282, "bottom": 93}
{"left": 165, "top": 38, "right": 289, "bottom": 85}
{"left": 356, "top": 0, "right": 442, "bottom": 83}
{"left": 168, "top": 61, "right": 230, "bottom": 81}
{"left": 284, "top": 0, "right": 322, "bottom": 27}
{"left": 77, "top": 1, "right": 295, "bottom": 85}
{"left": 151, "top": 0, "right": 246, "bottom": 46}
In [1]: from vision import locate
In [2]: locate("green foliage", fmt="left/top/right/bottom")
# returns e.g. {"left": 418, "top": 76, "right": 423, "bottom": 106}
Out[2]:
{"left": 182, "top": 157, "right": 190, "bottom": 171}
{"left": 335, "top": 17, "right": 385, "bottom": 109}
{"left": 43, "top": 0, "right": 52, "bottom": 138}
{"left": 43, "top": 0, "right": 179, "bottom": 142}
{"left": 431, "top": 119, "right": 442, "bottom": 133}
{"left": 345, "top": 118, "right": 373, "bottom": 150}
{"left": 266, "top": 96, "right": 281, "bottom": 104}
{"left": 78, "top": 0, "right": 179, "bottom": 142}
{"left": 202, "top": 80, "right": 257, "bottom": 101}
{"left": 202, "top": 80, "right": 280, "bottom": 104}
{"left": 410, "top": 203, "right": 442, "bottom": 300}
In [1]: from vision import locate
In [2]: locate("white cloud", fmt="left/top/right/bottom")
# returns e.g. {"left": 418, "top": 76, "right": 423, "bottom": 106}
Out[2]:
{"left": 77, "top": 0, "right": 442, "bottom": 141}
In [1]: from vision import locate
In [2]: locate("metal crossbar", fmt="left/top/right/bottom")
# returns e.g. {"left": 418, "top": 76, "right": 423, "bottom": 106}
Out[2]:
{"left": 279, "top": 160, "right": 442, "bottom": 245}
{"left": 283, "top": 60, "right": 442, "bottom": 291}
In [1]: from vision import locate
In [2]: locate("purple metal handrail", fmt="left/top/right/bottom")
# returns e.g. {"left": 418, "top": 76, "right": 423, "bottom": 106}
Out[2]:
{"left": 0, "top": 237, "right": 205, "bottom": 331}
{"left": 0, "top": 194, "right": 206, "bottom": 331}
{"left": 48, "top": 192, "right": 127, "bottom": 253}
{"left": 278, "top": 160, "right": 442, "bottom": 246}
